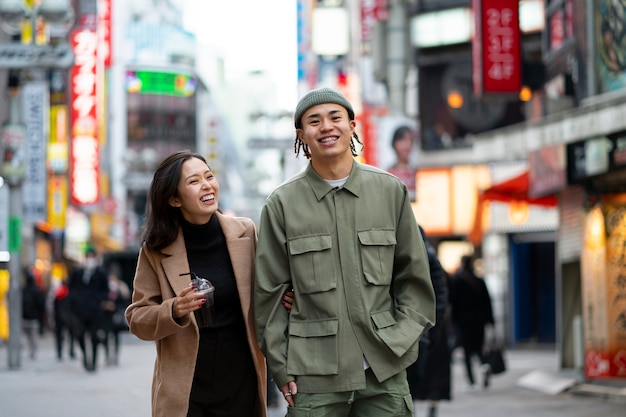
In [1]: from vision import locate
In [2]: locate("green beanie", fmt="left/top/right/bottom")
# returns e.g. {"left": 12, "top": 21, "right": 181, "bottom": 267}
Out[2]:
{"left": 294, "top": 87, "right": 355, "bottom": 127}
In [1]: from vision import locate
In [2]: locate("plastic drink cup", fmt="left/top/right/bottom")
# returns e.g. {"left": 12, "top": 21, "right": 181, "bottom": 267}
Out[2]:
{"left": 191, "top": 277, "right": 215, "bottom": 328}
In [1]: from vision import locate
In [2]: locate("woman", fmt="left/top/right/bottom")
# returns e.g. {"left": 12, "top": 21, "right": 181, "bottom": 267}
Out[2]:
{"left": 125, "top": 151, "right": 267, "bottom": 417}
{"left": 387, "top": 125, "right": 417, "bottom": 201}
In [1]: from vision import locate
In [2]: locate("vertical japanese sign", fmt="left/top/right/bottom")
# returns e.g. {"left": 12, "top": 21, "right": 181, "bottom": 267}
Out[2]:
{"left": 70, "top": 27, "right": 100, "bottom": 206}
{"left": 97, "top": 0, "right": 112, "bottom": 68}
{"left": 48, "top": 175, "right": 68, "bottom": 230}
{"left": 472, "top": 0, "right": 521, "bottom": 95}
{"left": 361, "top": 0, "right": 388, "bottom": 41}
{"left": 21, "top": 82, "right": 48, "bottom": 223}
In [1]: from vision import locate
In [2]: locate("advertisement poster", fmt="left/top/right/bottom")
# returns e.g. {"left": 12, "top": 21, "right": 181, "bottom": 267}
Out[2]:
{"left": 582, "top": 202, "right": 626, "bottom": 379}
{"left": 604, "top": 200, "right": 626, "bottom": 377}
{"left": 596, "top": 0, "right": 626, "bottom": 92}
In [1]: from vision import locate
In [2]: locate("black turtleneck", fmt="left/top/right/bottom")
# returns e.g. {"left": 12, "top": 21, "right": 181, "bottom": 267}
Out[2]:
{"left": 181, "top": 215, "right": 244, "bottom": 331}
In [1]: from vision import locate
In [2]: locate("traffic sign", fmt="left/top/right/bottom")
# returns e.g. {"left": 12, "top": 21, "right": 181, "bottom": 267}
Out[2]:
{"left": 0, "top": 43, "right": 74, "bottom": 69}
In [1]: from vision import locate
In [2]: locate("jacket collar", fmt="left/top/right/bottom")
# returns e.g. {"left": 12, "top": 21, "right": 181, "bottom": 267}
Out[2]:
{"left": 305, "top": 161, "right": 361, "bottom": 200}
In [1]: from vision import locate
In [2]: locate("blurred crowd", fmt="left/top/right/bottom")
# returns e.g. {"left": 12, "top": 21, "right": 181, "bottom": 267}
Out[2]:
{"left": 19, "top": 248, "right": 130, "bottom": 372}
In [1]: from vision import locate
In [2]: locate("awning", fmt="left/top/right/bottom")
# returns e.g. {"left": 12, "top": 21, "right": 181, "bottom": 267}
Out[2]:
{"left": 480, "top": 171, "right": 558, "bottom": 206}
{"left": 469, "top": 171, "right": 558, "bottom": 245}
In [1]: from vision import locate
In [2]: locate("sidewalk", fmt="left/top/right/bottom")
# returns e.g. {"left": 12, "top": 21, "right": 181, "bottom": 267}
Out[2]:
{"left": 1, "top": 332, "right": 624, "bottom": 417}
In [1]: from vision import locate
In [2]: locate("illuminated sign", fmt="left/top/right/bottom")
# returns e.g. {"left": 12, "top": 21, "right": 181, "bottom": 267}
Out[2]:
{"left": 22, "top": 82, "right": 48, "bottom": 223}
{"left": 70, "top": 27, "right": 100, "bottom": 206}
{"left": 98, "top": 0, "right": 112, "bottom": 67}
{"left": 125, "top": 70, "right": 197, "bottom": 97}
{"left": 48, "top": 175, "right": 68, "bottom": 229}
{"left": 312, "top": 7, "right": 349, "bottom": 56}
{"left": 410, "top": 1, "right": 544, "bottom": 49}
{"left": 472, "top": 0, "right": 522, "bottom": 95}
{"left": 361, "top": 0, "right": 389, "bottom": 41}
{"left": 410, "top": 7, "right": 473, "bottom": 48}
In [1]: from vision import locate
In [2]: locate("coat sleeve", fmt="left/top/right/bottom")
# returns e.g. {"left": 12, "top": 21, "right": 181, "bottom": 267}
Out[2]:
{"left": 253, "top": 201, "right": 293, "bottom": 388}
{"left": 125, "top": 244, "right": 192, "bottom": 341}
{"left": 426, "top": 245, "right": 449, "bottom": 315}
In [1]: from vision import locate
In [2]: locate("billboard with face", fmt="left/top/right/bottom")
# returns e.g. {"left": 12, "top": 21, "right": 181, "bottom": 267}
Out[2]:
{"left": 597, "top": 0, "right": 626, "bottom": 93}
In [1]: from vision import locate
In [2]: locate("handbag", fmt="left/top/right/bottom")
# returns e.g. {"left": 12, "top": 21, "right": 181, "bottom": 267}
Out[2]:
{"left": 485, "top": 345, "right": 506, "bottom": 375}
{"left": 112, "top": 306, "right": 129, "bottom": 332}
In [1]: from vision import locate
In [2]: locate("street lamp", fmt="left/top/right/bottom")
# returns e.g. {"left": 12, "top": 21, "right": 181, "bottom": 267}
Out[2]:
{"left": 311, "top": 3, "right": 350, "bottom": 87}
{"left": 0, "top": 69, "right": 26, "bottom": 371}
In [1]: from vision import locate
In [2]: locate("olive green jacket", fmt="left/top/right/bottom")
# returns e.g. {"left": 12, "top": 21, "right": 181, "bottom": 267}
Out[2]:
{"left": 254, "top": 161, "right": 435, "bottom": 394}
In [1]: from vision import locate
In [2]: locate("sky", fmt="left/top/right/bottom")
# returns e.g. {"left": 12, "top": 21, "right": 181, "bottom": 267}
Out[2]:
{"left": 182, "top": 0, "right": 299, "bottom": 110}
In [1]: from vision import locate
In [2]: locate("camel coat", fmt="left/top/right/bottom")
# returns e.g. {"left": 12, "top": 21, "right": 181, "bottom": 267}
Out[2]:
{"left": 126, "top": 213, "right": 267, "bottom": 417}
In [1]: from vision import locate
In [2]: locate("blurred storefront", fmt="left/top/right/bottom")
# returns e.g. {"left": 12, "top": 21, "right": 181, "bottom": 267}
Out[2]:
{"left": 364, "top": 0, "right": 626, "bottom": 386}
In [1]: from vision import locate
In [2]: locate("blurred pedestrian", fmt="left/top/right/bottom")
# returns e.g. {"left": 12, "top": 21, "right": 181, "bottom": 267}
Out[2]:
{"left": 254, "top": 87, "right": 435, "bottom": 415}
{"left": 125, "top": 151, "right": 267, "bottom": 417}
{"left": 21, "top": 268, "right": 46, "bottom": 359}
{"left": 101, "top": 270, "right": 130, "bottom": 366}
{"left": 449, "top": 254, "right": 495, "bottom": 390}
{"left": 69, "top": 247, "right": 110, "bottom": 372}
{"left": 407, "top": 226, "right": 452, "bottom": 417}
{"left": 48, "top": 278, "right": 76, "bottom": 361}
{"left": 387, "top": 125, "right": 417, "bottom": 201}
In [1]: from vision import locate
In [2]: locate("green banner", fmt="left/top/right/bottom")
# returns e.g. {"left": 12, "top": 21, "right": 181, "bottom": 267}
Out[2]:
{"left": 126, "top": 70, "right": 197, "bottom": 97}
{"left": 8, "top": 216, "right": 21, "bottom": 252}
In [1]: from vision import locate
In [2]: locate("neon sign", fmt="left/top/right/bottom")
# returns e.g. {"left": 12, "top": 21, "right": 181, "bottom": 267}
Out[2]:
{"left": 70, "top": 27, "right": 99, "bottom": 205}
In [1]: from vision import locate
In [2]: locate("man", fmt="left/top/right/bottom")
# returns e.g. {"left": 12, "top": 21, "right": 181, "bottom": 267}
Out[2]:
{"left": 22, "top": 268, "right": 46, "bottom": 359}
{"left": 449, "top": 254, "right": 495, "bottom": 390}
{"left": 69, "top": 248, "right": 110, "bottom": 371}
{"left": 254, "top": 87, "right": 436, "bottom": 415}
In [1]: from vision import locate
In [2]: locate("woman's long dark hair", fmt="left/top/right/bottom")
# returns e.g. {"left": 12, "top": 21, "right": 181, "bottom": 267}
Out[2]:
{"left": 142, "top": 151, "right": 209, "bottom": 252}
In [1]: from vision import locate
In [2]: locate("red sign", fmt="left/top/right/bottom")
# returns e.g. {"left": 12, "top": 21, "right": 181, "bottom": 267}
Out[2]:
{"left": 70, "top": 28, "right": 100, "bottom": 206}
{"left": 472, "top": 0, "right": 521, "bottom": 95}
{"left": 361, "top": 0, "right": 389, "bottom": 41}
{"left": 98, "top": 0, "right": 112, "bottom": 67}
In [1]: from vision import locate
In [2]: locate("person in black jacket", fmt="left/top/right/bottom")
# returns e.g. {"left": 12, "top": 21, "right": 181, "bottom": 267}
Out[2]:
{"left": 22, "top": 268, "right": 46, "bottom": 359}
{"left": 407, "top": 226, "right": 452, "bottom": 417}
{"left": 50, "top": 277, "right": 75, "bottom": 361}
{"left": 449, "top": 254, "right": 495, "bottom": 390}
{"left": 68, "top": 248, "right": 110, "bottom": 372}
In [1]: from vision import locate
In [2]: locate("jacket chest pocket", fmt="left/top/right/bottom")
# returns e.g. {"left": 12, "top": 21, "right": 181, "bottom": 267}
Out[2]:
{"left": 358, "top": 229, "right": 396, "bottom": 286}
{"left": 288, "top": 235, "right": 336, "bottom": 294}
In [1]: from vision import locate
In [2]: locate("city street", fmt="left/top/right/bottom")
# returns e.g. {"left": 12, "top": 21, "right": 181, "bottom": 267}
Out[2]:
{"left": 0, "top": 332, "right": 623, "bottom": 417}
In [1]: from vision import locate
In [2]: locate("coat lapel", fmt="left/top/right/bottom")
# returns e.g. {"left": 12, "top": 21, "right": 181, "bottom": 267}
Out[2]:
{"left": 161, "top": 230, "right": 193, "bottom": 296}
{"left": 158, "top": 215, "right": 253, "bottom": 311}
{"left": 218, "top": 213, "right": 253, "bottom": 319}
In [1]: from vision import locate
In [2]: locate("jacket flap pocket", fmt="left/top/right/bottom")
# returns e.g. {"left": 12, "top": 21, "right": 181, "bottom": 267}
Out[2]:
{"left": 289, "top": 319, "right": 339, "bottom": 337}
{"left": 371, "top": 310, "right": 396, "bottom": 329}
{"left": 358, "top": 230, "right": 396, "bottom": 246}
{"left": 289, "top": 235, "right": 332, "bottom": 255}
